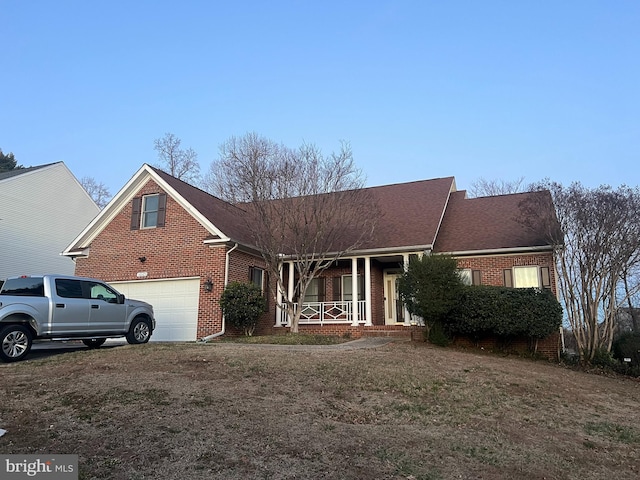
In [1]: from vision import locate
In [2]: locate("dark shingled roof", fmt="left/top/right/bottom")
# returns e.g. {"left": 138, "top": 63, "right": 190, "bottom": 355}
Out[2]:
{"left": 433, "top": 190, "right": 554, "bottom": 253}
{"left": 154, "top": 169, "right": 455, "bottom": 252}
{"left": 150, "top": 167, "right": 254, "bottom": 244}
{"left": 151, "top": 166, "right": 553, "bottom": 254}
{"left": 359, "top": 177, "right": 455, "bottom": 250}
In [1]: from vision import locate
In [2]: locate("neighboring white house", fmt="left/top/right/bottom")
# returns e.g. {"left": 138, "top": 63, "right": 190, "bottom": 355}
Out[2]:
{"left": 0, "top": 162, "right": 100, "bottom": 279}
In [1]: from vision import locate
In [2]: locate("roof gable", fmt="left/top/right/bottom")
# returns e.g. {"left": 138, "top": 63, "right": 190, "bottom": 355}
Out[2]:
{"left": 64, "top": 164, "right": 252, "bottom": 255}
{"left": 149, "top": 167, "right": 254, "bottom": 243}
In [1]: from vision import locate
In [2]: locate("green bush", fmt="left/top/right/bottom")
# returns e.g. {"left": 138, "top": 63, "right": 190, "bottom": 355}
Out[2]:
{"left": 427, "top": 321, "right": 451, "bottom": 347}
{"left": 220, "top": 281, "right": 266, "bottom": 336}
{"left": 448, "top": 286, "right": 562, "bottom": 343}
{"left": 397, "top": 254, "right": 464, "bottom": 341}
{"left": 612, "top": 332, "right": 640, "bottom": 368}
{"left": 591, "top": 347, "right": 618, "bottom": 369}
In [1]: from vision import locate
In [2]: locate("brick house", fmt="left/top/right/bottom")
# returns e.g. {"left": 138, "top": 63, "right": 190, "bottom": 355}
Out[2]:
{"left": 63, "top": 164, "right": 560, "bottom": 355}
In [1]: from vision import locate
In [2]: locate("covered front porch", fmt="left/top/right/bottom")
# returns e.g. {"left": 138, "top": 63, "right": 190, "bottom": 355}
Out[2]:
{"left": 274, "top": 252, "right": 426, "bottom": 328}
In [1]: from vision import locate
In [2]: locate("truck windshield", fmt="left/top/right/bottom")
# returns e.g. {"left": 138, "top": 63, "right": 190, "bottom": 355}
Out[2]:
{"left": 0, "top": 277, "right": 45, "bottom": 296}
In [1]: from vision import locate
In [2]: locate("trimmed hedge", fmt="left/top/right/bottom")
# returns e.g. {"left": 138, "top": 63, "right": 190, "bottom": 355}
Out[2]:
{"left": 447, "top": 286, "right": 562, "bottom": 341}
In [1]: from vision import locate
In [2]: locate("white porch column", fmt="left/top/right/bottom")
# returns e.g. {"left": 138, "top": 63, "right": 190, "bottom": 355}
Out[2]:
{"left": 275, "top": 262, "right": 283, "bottom": 326}
{"left": 364, "top": 256, "right": 372, "bottom": 326}
{"left": 402, "top": 253, "right": 411, "bottom": 326}
{"left": 287, "top": 261, "right": 295, "bottom": 326}
{"left": 351, "top": 257, "right": 359, "bottom": 326}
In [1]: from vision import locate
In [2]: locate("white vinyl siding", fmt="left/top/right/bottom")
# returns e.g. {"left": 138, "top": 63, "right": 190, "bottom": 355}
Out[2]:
{"left": 0, "top": 163, "right": 100, "bottom": 279}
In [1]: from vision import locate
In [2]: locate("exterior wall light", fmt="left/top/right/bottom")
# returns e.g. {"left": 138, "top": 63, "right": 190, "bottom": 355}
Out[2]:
{"left": 203, "top": 278, "right": 213, "bottom": 292}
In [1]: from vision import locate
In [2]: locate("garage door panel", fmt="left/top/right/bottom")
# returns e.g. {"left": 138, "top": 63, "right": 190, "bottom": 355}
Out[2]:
{"left": 110, "top": 278, "right": 200, "bottom": 342}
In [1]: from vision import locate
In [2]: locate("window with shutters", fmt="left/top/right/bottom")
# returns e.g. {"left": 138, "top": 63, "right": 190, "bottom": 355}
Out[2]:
{"left": 131, "top": 193, "right": 167, "bottom": 230}
{"left": 503, "top": 266, "right": 551, "bottom": 289}
{"left": 459, "top": 269, "right": 482, "bottom": 286}
{"left": 513, "top": 266, "right": 540, "bottom": 288}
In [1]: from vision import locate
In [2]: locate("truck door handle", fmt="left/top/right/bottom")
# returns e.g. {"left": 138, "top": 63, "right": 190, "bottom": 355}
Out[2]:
{"left": 56, "top": 303, "right": 65, "bottom": 308}
{"left": 91, "top": 305, "right": 99, "bottom": 309}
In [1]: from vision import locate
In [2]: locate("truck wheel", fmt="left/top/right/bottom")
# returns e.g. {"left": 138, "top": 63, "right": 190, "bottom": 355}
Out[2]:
{"left": 0, "top": 325, "right": 33, "bottom": 363}
{"left": 126, "top": 318, "right": 151, "bottom": 344}
{"left": 82, "top": 338, "right": 107, "bottom": 349}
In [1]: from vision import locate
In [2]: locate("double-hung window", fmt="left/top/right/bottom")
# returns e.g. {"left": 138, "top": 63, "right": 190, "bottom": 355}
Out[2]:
{"left": 130, "top": 193, "right": 167, "bottom": 230}
{"left": 141, "top": 195, "right": 160, "bottom": 228}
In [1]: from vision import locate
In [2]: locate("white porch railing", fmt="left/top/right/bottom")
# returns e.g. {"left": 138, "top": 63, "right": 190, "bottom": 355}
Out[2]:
{"left": 279, "top": 301, "right": 367, "bottom": 326}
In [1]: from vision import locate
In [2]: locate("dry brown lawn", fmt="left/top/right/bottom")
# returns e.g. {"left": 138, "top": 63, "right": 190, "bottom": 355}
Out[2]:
{"left": 1, "top": 340, "right": 640, "bottom": 479}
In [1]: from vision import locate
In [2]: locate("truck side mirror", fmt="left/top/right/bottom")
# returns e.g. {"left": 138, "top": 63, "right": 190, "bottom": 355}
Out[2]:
{"left": 117, "top": 293, "right": 125, "bottom": 304}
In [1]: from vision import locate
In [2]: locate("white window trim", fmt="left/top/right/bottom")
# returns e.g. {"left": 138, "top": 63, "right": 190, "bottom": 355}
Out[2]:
{"left": 141, "top": 194, "right": 160, "bottom": 229}
{"left": 458, "top": 269, "right": 473, "bottom": 286}
{"left": 513, "top": 266, "right": 541, "bottom": 289}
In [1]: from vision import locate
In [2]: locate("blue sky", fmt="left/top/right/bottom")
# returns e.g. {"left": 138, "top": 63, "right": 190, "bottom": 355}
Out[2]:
{"left": 2, "top": 1, "right": 638, "bottom": 197}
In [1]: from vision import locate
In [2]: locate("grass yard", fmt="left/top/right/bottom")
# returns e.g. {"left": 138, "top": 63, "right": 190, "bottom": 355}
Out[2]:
{"left": 1, "top": 340, "right": 639, "bottom": 479}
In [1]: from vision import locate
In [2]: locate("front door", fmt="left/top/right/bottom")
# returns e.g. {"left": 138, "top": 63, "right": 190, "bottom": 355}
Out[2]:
{"left": 383, "top": 272, "right": 405, "bottom": 325}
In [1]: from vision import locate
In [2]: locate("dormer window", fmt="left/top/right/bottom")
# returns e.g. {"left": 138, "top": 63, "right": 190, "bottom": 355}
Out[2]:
{"left": 130, "top": 193, "right": 167, "bottom": 230}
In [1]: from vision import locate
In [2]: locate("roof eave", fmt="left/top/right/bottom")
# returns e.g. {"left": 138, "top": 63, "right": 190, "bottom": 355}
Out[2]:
{"left": 438, "top": 245, "right": 555, "bottom": 257}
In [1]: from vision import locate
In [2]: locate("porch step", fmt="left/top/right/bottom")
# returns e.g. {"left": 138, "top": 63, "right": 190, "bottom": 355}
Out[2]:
{"left": 362, "top": 329, "right": 414, "bottom": 339}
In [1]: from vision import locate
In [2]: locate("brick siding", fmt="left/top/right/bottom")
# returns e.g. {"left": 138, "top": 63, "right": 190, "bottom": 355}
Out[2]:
{"left": 74, "top": 179, "right": 558, "bottom": 355}
{"left": 456, "top": 252, "right": 557, "bottom": 295}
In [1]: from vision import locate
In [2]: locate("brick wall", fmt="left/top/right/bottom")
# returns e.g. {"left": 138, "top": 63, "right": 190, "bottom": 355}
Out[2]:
{"left": 225, "top": 249, "right": 275, "bottom": 337}
{"left": 74, "top": 179, "right": 228, "bottom": 339}
{"left": 454, "top": 251, "right": 560, "bottom": 360}
{"left": 452, "top": 330, "right": 561, "bottom": 361}
{"left": 456, "top": 252, "right": 557, "bottom": 295}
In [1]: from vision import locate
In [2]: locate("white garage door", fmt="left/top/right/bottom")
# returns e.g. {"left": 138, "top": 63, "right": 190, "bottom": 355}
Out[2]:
{"left": 110, "top": 278, "right": 200, "bottom": 341}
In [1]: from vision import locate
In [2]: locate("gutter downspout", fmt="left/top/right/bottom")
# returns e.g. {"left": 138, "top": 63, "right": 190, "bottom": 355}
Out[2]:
{"left": 199, "top": 242, "right": 238, "bottom": 342}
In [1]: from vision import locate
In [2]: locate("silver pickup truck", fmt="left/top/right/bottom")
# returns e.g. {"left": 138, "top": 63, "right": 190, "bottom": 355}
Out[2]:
{"left": 0, "top": 274, "right": 155, "bottom": 362}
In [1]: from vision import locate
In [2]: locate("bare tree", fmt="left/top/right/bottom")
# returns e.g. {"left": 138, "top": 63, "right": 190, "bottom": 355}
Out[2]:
{"left": 208, "top": 132, "right": 376, "bottom": 333}
{"left": 80, "top": 176, "right": 111, "bottom": 209}
{"left": 522, "top": 181, "right": 640, "bottom": 364}
{"left": 153, "top": 133, "right": 200, "bottom": 184}
{"left": 468, "top": 176, "right": 526, "bottom": 197}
